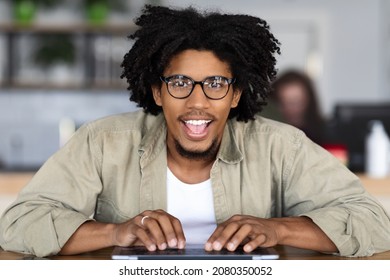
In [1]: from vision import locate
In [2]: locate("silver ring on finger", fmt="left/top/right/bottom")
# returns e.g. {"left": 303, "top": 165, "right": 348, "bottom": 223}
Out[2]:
{"left": 141, "top": 215, "right": 150, "bottom": 226}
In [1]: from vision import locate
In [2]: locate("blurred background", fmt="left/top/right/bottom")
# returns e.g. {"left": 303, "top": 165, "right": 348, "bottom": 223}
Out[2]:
{"left": 0, "top": 1, "right": 389, "bottom": 176}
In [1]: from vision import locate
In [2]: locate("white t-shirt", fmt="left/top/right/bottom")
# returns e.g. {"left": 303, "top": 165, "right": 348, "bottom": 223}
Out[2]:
{"left": 166, "top": 168, "right": 217, "bottom": 245}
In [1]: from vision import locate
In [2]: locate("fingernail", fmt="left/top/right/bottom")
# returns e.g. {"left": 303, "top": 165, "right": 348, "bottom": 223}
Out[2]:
{"left": 178, "top": 240, "right": 185, "bottom": 249}
{"left": 204, "top": 242, "right": 212, "bottom": 251}
{"left": 168, "top": 238, "right": 177, "bottom": 248}
{"left": 213, "top": 241, "right": 222, "bottom": 251}
{"left": 159, "top": 243, "right": 167, "bottom": 250}
{"left": 244, "top": 244, "right": 252, "bottom": 252}
{"left": 148, "top": 244, "right": 156, "bottom": 251}
{"left": 227, "top": 242, "right": 235, "bottom": 251}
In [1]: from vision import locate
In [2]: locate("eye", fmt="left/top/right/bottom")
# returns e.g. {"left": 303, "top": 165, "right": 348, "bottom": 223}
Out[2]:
{"left": 205, "top": 77, "right": 226, "bottom": 89}
{"left": 169, "top": 77, "right": 191, "bottom": 88}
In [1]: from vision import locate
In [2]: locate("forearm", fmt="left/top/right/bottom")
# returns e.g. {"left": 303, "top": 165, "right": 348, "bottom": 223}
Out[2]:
{"left": 59, "top": 221, "right": 117, "bottom": 255}
{"left": 272, "top": 216, "right": 337, "bottom": 253}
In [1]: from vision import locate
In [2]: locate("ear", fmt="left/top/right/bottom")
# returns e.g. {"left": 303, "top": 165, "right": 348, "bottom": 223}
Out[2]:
{"left": 230, "top": 89, "right": 242, "bottom": 108}
{"left": 152, "top": 86, "right": 162, "bottom": 106}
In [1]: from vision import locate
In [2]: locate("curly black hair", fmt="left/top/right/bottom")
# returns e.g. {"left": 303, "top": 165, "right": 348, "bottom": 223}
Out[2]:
{"left": 121, "top": 5, "right": 280, "bottom": 122}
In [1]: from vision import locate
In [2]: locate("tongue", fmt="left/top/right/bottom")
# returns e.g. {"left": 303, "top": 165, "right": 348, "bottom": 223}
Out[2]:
{"left": 186, "top": 123, "right": 208, "bottom": 134}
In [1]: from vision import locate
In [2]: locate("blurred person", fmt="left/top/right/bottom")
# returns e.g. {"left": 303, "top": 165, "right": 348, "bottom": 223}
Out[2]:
{"left": 1, "top": 5, "right": 390, "bottom": 258}
{"left": 269, "top": 70, "right": 326, "bottom": 145}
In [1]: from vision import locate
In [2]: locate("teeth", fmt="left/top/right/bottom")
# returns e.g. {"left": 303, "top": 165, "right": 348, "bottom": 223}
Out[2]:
{"left": 184, "top": 120, "right": 211, "bottom": 125}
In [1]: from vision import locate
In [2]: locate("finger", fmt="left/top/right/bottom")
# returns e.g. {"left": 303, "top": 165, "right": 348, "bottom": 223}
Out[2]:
{"left": 209, "top": 222, "right": 241, "bottom": 251}
{"left": 150, "top": 210, "right": 186, "bottom": 249}
{"left": 142, "top": 210, "right": 186, "bottom": 250}
{"left": 152, "top": 212, "right": 180, "bottom": 248}
{"left": 205, "top": 215, "right": 247, "bottom": 250}
{"left": 225, "top": 223, "right": 252, "bottom": 251}
{"left": 205, "top": 225, "right": 226, "bottom": 251}
{"left": 130, "top": 224, "right": 157, "bottom": 251}
{"left": 243, "top": 234, "right": 267, "bottom": 252}
{"left": 141, "top": 215, "right": 150, "bottom": 226}
{"left": 141, "top": 216, "right": 168, "bottom": 250}
{"left": 170, "top": 217, "right": 186, "bottom": 249}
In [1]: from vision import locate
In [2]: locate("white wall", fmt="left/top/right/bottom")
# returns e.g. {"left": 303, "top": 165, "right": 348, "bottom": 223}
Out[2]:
{"left": 164, "top": 0, "right": 390, "bottom": 116}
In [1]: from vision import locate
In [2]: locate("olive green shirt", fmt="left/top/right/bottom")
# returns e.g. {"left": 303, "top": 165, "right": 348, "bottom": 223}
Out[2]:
{"left": 1, "top": 111, "right": 389, "bottom": 257}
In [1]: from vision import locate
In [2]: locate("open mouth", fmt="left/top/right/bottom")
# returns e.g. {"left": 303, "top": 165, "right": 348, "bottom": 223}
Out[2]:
{"left": 182, "top": 119, "right": 212, "bottom": 137}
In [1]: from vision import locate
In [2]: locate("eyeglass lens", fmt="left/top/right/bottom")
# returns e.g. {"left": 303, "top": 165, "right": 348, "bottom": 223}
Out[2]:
{"left": 165, "top": 75, "right": 231, "bottom": 99}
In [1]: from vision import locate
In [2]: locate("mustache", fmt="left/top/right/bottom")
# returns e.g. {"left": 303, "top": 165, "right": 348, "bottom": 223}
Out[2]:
{"left": 178, "top": 110, "right": 215, "bottom": 120}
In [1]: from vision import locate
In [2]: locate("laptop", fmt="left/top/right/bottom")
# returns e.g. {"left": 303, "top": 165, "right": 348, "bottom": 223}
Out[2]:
{"left": 111, "top": 244, "right": 279, "bottom": 260}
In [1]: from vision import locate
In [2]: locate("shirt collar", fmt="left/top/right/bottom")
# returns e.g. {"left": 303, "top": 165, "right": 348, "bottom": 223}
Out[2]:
{"left": 138, "top": 113, "right": 167, "bottom": 168}
{"left": 217, "top": 119, "right": 243, "bottom": 164}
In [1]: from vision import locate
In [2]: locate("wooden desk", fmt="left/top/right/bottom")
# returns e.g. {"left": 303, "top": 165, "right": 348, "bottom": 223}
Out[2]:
{"left": 357, "top": 174, "right": 390, "bottom": 196}
{"left": 356, "top": 174, "right": 390, "bottom": 213}
{"left": 1, "top": 246, "right": 390, "bottom": 260}
{"left": 0, "top": 172, "right": 34, "bottom": 194}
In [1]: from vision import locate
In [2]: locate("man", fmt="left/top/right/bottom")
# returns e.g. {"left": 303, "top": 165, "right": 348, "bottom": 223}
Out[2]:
{"left": 1, "top": 5, "right": 389, "bottom": 258}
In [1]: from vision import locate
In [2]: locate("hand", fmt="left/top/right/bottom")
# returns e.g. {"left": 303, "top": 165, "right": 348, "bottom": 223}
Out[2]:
{"left": 112, "top": 209, "right": 186, "bottom": 251}
{"left": 205, "top": 215, "right": 278, "bottom": 252}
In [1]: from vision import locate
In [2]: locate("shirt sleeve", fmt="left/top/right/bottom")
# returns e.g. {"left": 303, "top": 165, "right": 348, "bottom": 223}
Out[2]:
{"left": 282, "top": 133, "right": 390, "bottom": 257}
{"left": 0, "top": 124, "right": 103, "bottom": 257}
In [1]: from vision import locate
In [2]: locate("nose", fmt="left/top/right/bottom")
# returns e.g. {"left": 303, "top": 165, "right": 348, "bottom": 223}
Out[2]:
{"left": 186, "top": 83, "right": 210, "bottom": 109}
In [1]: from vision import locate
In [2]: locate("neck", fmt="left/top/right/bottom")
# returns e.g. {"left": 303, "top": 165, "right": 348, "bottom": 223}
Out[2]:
{"left": 167, "top": 145, "right": 216, "bottom": 184}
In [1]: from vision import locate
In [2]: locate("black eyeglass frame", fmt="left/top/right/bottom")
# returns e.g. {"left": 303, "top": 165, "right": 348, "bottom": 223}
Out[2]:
{"left": 160, "top": 75, "right": 236, "bottom": 100}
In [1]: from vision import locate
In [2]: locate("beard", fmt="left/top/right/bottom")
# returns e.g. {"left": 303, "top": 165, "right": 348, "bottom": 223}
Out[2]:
{"left": 174, "top": 138, "right": 219, "bottom": 161}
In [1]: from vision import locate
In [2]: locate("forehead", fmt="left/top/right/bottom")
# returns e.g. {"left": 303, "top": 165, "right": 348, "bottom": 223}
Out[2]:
{"left": 164, "top": 49, "right": 232, "bottom": 79}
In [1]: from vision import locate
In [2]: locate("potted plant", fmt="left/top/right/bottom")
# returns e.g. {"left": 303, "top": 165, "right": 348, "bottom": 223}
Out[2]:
{"left": 33, "top": 34, "right": 76, "bottom": 84}
{"left": 84, "top": 0, "right": 127, "bottom": 25}
{"left": 13, "top": 0, "right": 58, "bottom": 25}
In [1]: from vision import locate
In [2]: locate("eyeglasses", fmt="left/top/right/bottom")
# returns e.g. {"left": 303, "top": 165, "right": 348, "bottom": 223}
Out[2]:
{"left": 160, "top": 75, "right": 236, "bottom": 100}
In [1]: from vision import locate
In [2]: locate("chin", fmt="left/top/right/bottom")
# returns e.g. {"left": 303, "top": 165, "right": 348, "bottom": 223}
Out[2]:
{"left": 175, "top": 138, "right": 219, "bottom": 161}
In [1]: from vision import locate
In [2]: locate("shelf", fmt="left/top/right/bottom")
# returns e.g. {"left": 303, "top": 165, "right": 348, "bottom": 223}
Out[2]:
{"left": 0, "top": 81, "right": 127, "bottom": 91}
{"left": 0, "top": 22, "right": 135, "bottom": 91}
{"left": 0, "top": 22, "right": 137, "bottom": 35}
